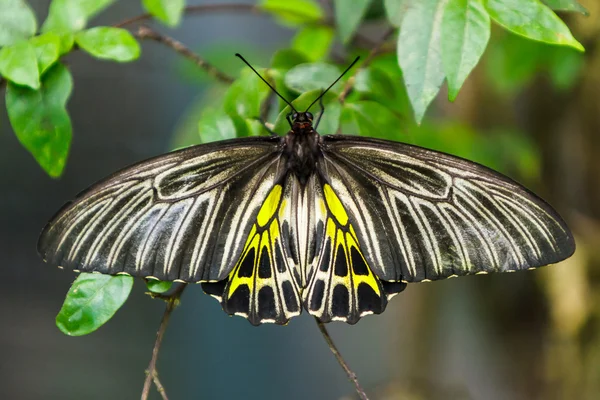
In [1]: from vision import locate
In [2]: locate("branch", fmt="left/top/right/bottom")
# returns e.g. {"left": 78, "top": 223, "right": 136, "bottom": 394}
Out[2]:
{"left": 315, "top": 318, "right": 369, "bottom": 400}
{"left": 135, "top": 25, "right": 234, "bottom": 84}
{"left": 0, "top": 77, "right": 6, "bottom": 89}
{"left": 338, "top": 28, "right": 396, "bottom": 104}
{"left": 141, "top": 284, "right": 187, "bottom": 400}
{"left": 152, "top": 370, "right": 169, "bottom": 400}
{"left": 115, "top": 4, "right": 260, "bottom": 28}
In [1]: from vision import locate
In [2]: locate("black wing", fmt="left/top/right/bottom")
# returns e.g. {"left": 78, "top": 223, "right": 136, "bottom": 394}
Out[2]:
{"left": 38, "top": 136, "right": 285, "bottom": 282}
{"left": 320, "top": 135, "right": 575, "bottom": 283}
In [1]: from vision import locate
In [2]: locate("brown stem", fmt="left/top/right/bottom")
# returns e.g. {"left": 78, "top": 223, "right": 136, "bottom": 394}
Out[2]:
{"left": 315, "top": 318, "right": 369, "bottom": 400}
{"left": 152, "top": 370, "right": 169, "bottom": 400}
{"left": 135, "top": 25, "right": 234, "bottom": 84}
{"left": 338, "top": 27, "right": 396, "bottom": 104}
{"left": 0, "top": 77, "right": 6, "bottom": 89}
{"left": 141, "top": 284, "right": 187, "bottom": 400}
{"left": 115, "top": 4, "right": 321, "bottom": 28}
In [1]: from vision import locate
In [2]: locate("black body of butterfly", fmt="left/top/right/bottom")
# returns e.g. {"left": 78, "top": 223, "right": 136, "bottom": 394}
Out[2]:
{"left": 38, "top": 55, "right": 575, "bottom": 326}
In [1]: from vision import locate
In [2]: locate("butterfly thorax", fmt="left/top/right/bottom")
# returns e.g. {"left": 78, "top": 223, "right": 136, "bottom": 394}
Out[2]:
{"left": 284, "top": 113, "right": 322, "bottom": 185}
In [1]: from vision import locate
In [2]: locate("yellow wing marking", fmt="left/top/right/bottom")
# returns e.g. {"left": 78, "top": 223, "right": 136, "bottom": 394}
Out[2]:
{"left": 257, "top": 184, "right": 282, "bottom": 227}
{"left": 221, "top": 184, "right": 301, "bottom": 325}
{"left": 323, "top": 184, "right": 348, "bottom": 225}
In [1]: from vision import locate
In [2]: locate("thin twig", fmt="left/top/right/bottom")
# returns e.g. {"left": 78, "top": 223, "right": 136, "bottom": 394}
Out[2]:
{"left": 115, "top": 4, "right": 260, "bottom": 28}
{"left": 338, "top": 27, "right": 396, "bottom": 104}
{"left": 152, "top": 370, "right": 169, "bottom": 400}
{"left": 135, "top": 25, "right": 234, "bottom": 84}
{"left": 315, "top": 318, "right": 369, "bottom": 400}
{"left": 141, "top": 284, "right": 187, "bottom": 400}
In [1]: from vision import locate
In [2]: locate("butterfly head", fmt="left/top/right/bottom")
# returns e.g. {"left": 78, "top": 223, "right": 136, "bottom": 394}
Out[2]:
{"left": 290, "top": 111, "right": 314, "bottom": 131}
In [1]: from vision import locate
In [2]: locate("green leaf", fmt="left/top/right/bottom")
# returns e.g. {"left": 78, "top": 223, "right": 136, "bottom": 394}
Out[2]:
{"left": 198, "top": 107, "right": 239, "bottom": 143}
{"left": 223, "top": 68, "right": 271, "bottom": 120}
{"left": 291, "top": 25, "right": 334, "bottom": 62}
{"left": 142, "top": 0, "right": 185, "bottom": 27}
{"left": 484, "top": 0, "right": 584, "bottom": 52}
{"left": 442, "top": 0, "right": 491, "bottom": 101}
{"left": 146, "top": 279, "right": 173, "bottom": 294}
{"left": 340, "top": 100, "right": 403, "bottom": 140}
{"left": 397, "top": 0, "right": 446, "bottom": 124}
{"left": 0, "top": 0, "right": 37, "bottom": 46}
{"left": 284, "top": 63, "right": 341, "bottom": 93}
{"left": 334, "top": 0, "right": 372, "bottom": 43}
{"left": 30, "top": 32, "right": 62, "bottom": 75}
{"left": 75, "top": 27, "right": 140, "bottom": 62}
{"left": 354, "top": 65, "right": 411, "bottom": 115}
{"left": 41, "top": 0, "right": 117, "bottom": 33}
{"left": 6, "top": 63, "right": 72, "bottom": 177}
{"left": 260, "top": 0, "right": 323, "bottom": 26}
{"left": 273, "top": 89, "right": 339, "bottom": 134}
{"left": 542, "top": 0, "right": 588, "bottom": 15}
{"left": 0, "top": 41, "right": 39, "bottom": 89}
{"left": 56, "top": 273, "right": 134, "bottom": 336}
{"left": 271, "top": 49, "right": 310, "bottom": 70}
{"left": 384, "top": 0, "right": 411, "bottom": 26}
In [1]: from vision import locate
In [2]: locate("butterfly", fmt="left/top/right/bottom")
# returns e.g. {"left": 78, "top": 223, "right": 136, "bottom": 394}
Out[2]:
{"left": 38, "top": 55, "right": 575, "bottom": 326}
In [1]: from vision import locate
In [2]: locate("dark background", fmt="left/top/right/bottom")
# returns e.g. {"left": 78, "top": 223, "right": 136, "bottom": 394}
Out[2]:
{"left": 2, "top": 1, "right": 599, "bottom": 399}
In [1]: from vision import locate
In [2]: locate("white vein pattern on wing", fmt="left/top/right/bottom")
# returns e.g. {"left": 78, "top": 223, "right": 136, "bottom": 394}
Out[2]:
{"left": 52, "top": 181, "right": 139, "bottom": 230}
{"left": 84, "top": 182, "right": 153, "bottom": 266}
{"left": 479, "top": 180, "right": 565, "bottom": 235}
{"left": 56, "top": 199, "right": 111, "bottom": 260}
{"left": 135, "top": 205, "right": 170, "bottom": 272}
{"left": 457, "top": 180, "right": 532, "bottom": 262}
{"left": 56, "top": 182, "right": 137, "bottom": 257}
{"left": 67, "top": 191, "right": 136, "bottom": 265}
{"left": 378, "top": 186, "right": 411, "bottom": 279}
{"left": 106, "top": 201, "right": 157, "bottom": 269}
{"left": 492, "top": 198, "right": 542, "bottom": 260}
{"left": 418, "top": 199, "right": 468, "bottom": 274}
{"left": 410, "top": 197, "right": 443, "bottom": 276}
{"left": 452, "top": 192, "right": 499, "bottom": 270}
{"left": 496, "top": 196, "right": 556, "bottom": 253}
{"left": 163, "top": 198, "right": 196, "bottom": 276}
{"left": 387, "top": 189, "right": 417, "bottom": 278}
{"left": 393, "top": 191, "right": 440, "bottom": 279}
{"left": 453, "top": 180, "right": 522, "bottom": 267}
{"left": 337, "top": 147, "right": 453, "bottom": 198}
{"left": 189, "top": 189, "right": 223, "bottom": 278}
{"left": 482, "top": 183, "right": 558, "bottom": 250}
{"left": 438, "top": 203, "right": 474, "bottom": 273}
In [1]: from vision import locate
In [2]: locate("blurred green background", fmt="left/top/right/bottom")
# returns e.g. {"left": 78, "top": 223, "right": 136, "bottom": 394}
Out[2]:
{"left": 1, "top": 0, "right": 599, "bottom": 399}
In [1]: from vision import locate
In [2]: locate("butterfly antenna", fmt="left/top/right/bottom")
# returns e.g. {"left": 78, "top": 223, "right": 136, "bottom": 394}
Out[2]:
{"left": 305, "top": 56, "right": 360, "bottom": 112}
{"left": 235, "top": 53, "right": 298, "bottom": 113}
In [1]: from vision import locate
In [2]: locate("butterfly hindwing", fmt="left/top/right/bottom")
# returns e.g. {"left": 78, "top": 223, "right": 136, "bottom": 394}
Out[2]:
{"left": 211, "top": 183, "right": 303, "bottom": 325}
{"left": 304, "top": 180, "right": 392, "bottom": 324}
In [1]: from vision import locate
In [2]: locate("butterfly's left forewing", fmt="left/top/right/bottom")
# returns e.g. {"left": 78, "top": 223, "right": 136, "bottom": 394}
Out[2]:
{"left": 38, "top": 137, "right": 286, "bottom": 283}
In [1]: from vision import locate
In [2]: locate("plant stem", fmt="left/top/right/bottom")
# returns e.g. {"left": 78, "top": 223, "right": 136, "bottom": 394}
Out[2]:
{"left": 338, "top": 27, "right": 396, "bottom": 104}
{"left": 315, "top": 318, "right": 369, "bottom": 400}
{"left": 152, "top": 370, "right": 169, "bottom": 400}
{"left": 135, "top": 25, "right": 234, "bottom": 84}
{"left": 141, "top": 284, "right": 187, "bottom": 400}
